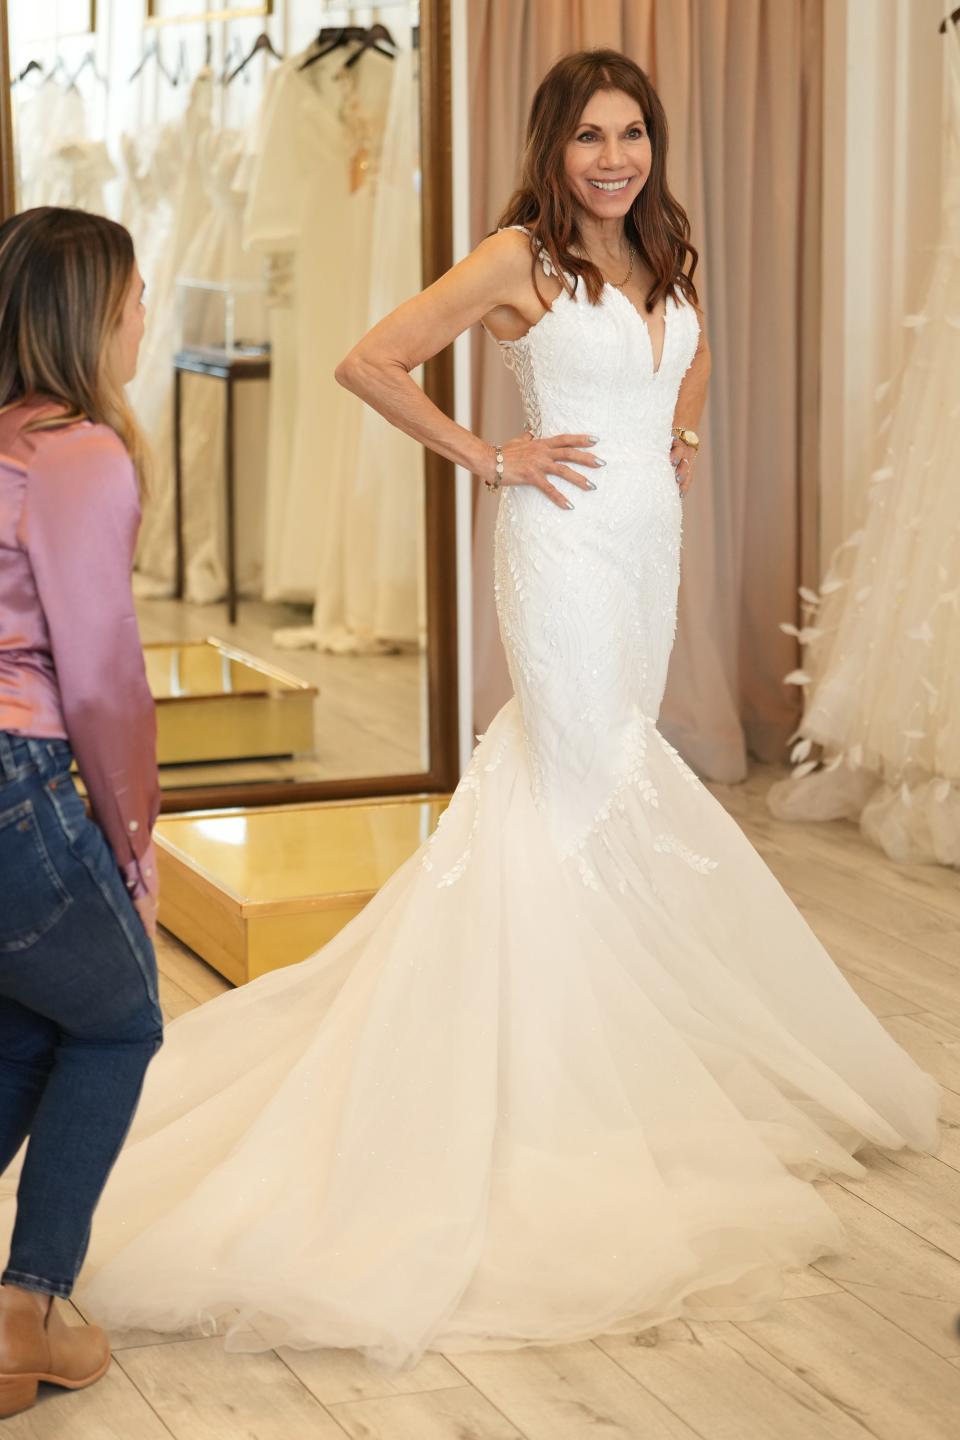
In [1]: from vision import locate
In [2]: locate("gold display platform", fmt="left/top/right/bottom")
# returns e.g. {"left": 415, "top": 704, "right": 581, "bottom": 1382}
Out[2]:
{"left": 144, "top": 639, "right": 317, "bottom": 765}
{"left": 156, "top": 794, "right": 450, "bottom": 986}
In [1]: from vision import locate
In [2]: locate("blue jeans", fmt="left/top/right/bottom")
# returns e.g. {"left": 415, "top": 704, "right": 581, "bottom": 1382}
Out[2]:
{"left": 0, "top": 732, "right": 163, "bottom": 1298}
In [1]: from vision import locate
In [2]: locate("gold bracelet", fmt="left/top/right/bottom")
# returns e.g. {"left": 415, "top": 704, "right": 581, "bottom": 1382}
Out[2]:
{"left": 485, "top": 445, "right": 504, "bottom": 492}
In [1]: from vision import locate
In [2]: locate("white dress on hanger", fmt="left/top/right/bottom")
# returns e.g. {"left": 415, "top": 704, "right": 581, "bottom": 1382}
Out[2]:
{"left": 15, "top": 82, "right": 97, "bottom": 211}
{"left": 132, "top": 72, "right": 214, "bottom": 596}
{"left": 6, "top": 229, "right": 939, "bottom": 1369}
{"left": 768, "top": 26, "right": 960, "bottom": 866}
{"left": 173, "top": 127, "right": 268, "bottom": 605}
{"left": 337, "top": 42, "right": 425, "bottom": 651}
{"left": 119, "top": 127, "right": 180, "bottom": 306}
{"left": 243, "top": 43, "right": 394, "bottom": 612}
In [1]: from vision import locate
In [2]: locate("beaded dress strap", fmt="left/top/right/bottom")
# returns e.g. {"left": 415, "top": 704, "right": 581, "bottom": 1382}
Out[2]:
{"left": 498, "top": 224, "right": 556, "bottom": 279}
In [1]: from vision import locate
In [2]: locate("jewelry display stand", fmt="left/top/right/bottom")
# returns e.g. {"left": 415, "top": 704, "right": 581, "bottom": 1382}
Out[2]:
{"left": 172, "top": 347, "right": 271, "bottom": 625}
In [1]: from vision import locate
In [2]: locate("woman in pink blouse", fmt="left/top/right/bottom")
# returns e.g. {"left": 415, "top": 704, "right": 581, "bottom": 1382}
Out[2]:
{"left": 0, "top": 208, "right": 163, "bottom": 1417}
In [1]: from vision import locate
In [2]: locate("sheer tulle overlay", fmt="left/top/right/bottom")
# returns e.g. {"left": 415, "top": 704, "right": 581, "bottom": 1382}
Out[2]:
{"left": 45, "top": 700, "right": 941, "bottom": 1364}
{"left": 0, "top": 227, "right": 941, "bottom": 1367}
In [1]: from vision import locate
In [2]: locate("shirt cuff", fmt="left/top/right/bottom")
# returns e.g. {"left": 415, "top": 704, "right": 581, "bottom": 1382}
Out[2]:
{"left": 121, "top": 839, "right": 158, "bottom": 903}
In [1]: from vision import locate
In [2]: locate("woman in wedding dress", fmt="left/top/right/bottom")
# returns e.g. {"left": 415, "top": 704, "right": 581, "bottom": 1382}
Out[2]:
{"left": 5, "top": 50, "right": 941, "bottom": 1368}
{"left": 767, "top": 17, "right": 960, "bottom": 867}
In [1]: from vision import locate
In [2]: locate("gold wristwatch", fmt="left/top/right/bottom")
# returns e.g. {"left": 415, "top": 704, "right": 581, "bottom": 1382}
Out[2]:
{"left": 671, "top": 426, "right": 700, "bottom": 452}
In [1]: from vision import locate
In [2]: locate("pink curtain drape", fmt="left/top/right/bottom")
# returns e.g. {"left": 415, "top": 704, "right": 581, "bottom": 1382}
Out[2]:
{"left": 468, "top": 0, "right": 822, "bottom": 781}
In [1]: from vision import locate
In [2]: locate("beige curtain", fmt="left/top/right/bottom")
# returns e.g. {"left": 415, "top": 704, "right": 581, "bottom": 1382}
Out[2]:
{"left": 468, "top": 0, "right": 823, "bottom": 781}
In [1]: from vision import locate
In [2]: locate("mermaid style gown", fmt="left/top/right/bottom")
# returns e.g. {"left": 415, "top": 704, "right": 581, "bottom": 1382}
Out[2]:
{"left": 8, "top": 235, "right": 940, "bottom": 1367}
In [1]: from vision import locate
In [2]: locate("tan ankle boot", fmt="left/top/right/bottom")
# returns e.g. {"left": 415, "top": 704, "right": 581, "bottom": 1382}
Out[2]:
{"left": 0, "top": 1285, "right": 110, "bottom": 1417}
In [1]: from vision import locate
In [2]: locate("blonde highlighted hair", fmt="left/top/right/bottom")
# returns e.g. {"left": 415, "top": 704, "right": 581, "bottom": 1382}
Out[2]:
{"left": 0, "top": 207, "right": 148, "bottom": 490}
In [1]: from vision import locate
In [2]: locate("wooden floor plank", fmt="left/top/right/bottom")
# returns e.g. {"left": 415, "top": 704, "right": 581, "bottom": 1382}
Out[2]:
{"left": 879, "top": 1014, "right": 960, "bottom": 1094}
{"left": 155, "top": 931, "right": 232, "bottom": 1006}
{"left": 596, "top": 1319, "right": 870, "bottom": 1439}
{"left": 811, "top": 1183, "right": 960, "bottom": 1357}
{"left": 329, "top": 1386, "right": 525, "bottom": 1440}
{"left": 0, "top": 1360, "right": 175, "bottom": 1440}
{"left": 276, "top": 1346, "right": 463, "bottom": 1406}
{"left": 835, "top": 1147, "right": 960, "bottom": 1261}
{"left": 736, "top": 1290, "right": 960, "bottom": 1440}
{"left": 116, "top": 1336, "right": 345, "bottom": 1439}
{"left": 449, "top": 1343, "right": 700, "bottom": 1440}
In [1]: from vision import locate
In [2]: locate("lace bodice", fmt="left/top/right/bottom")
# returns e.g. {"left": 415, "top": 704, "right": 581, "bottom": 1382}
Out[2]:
{"left": 496, "top": 232, "right": 697, "bottom": 462}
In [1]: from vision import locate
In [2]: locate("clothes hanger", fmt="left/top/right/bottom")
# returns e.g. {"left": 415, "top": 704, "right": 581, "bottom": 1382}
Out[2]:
{"left": 343, "top": 24, "right": 398, "bottom": 69}
{"left": 939, "top": 7, "right": 960, "bottom": 31}
{"left": 225, "top": 31, "right": 284, "bottom": 85}
{"left": 129, "top": 38, "right": 179, "bottom": 87}
{"left": 66, "top": 51, "right": 107, "bottom": 90}
{"left": 12, "top": 58, "right": 44, "bottom": 86}
{"left": 172, "top": 38, "right": 190, "bottom": 87}
{"left": 299, "top": 27, "right": 365, "bottom": 70}
{"left": 299, "top": 25, "right": 395, "bottom": 72}
{"left": 42, "top": 56, "right": 70, "bottom": 86}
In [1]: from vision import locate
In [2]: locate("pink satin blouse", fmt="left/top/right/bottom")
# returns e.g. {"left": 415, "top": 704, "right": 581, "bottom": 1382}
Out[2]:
{"left": 0, "top": 402, "right": 159, "bottom": 901}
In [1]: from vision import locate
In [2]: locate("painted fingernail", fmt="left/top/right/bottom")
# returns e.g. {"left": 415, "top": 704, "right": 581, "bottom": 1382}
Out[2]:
{"left": 588, "top": 435, "right": 600, "bottom": 444}
{"left": 594, "top": 458, "right": 607, "bottom": 467}
{"left": 585, "top": 480, "right": 597, "bottom": 491}
{"left": 565, "top": 499, "right": 576, "bottom": 510}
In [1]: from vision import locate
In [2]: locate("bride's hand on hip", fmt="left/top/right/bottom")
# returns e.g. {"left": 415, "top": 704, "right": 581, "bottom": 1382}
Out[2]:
{"left": 670, "top": 438, "right": 697, "bottom": 497}
{"left": 493, "top": 432, "right": 602, "bottom": 511}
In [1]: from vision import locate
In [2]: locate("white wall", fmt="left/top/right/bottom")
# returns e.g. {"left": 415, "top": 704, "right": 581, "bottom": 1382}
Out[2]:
{"left": 819, "top": 0, "right": 947, "bottom": 570}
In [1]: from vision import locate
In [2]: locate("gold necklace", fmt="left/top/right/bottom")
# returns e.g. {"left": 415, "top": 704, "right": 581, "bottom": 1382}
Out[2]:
{"left": 589, "top": 247, "right": 634, "bottom": 288}
{"left": 613, "top": 247, "right": 635, "bottom": 289}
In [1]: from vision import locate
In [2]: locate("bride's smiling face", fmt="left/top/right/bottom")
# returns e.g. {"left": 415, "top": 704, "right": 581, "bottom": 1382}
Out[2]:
{"left": 563, "top": 88, "right": 652, "bottom": 221}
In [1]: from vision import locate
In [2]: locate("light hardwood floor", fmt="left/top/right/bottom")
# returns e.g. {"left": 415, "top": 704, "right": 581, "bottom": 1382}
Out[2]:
{"left": 9, "top": 765, "right": 960, "bottom": 1439}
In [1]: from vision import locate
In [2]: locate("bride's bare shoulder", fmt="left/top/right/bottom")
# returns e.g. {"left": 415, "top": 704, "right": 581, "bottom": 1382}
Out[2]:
{"left": 471, "top": 229, "right": 562, "bottom": 340}
{"left": 472, "top": 226, "right": 540, "bottom": 277}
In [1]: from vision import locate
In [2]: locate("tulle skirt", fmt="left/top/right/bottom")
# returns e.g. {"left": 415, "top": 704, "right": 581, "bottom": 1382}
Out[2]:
{"left": 3, "top": 699, "right": 934, "bottom": 1367}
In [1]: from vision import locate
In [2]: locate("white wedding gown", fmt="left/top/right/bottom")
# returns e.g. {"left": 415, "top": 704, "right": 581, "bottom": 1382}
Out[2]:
{"left": 11, "top": 234, "right": 941, "bottom": 1367}
{"left": 767, "top": 22, "right": 960, "bottom": 865}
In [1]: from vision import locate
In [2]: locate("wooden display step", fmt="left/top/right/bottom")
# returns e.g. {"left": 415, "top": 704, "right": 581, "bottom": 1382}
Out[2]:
{"left": 155, "top": 794, "right": 450, "bottom": 986}
{"left": 144, "top": 638, "right": 316, "bottom": 765}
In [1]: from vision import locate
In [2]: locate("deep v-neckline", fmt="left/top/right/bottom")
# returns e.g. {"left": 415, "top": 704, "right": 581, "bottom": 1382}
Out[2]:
{"left": 604, "top": 283, "right": 670, "bottom": 377}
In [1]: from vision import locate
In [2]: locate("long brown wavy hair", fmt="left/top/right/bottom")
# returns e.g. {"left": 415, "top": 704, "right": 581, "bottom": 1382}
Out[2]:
{"left": 0, "top": 207, "right": 148, "bottom": 490}
{"left": 498, "top": 50, "right": 700, "bottom": 315}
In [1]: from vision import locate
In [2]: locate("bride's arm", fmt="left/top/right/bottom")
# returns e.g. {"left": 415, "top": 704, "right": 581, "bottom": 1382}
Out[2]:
{"left": 673, "top": 309, "right": 711, "bottom": 432}
{"left": 670, "top": 307, "right": 712, "bottom": 495}
{"left": 335, "top": 232, "right": 600, "bottom": 504}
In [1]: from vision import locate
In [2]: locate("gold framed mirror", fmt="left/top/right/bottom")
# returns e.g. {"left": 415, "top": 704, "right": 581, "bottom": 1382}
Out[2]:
{"left": 0, "top": 0, "right": 458, "bottom": 814}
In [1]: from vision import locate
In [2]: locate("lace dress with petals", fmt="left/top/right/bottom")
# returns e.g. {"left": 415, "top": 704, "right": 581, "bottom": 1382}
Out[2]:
{"left": 4, "top": 226, "right": 941, "bottom": 1370}
{"left": 767, "top": 24, "right": 960, "bottom": 865}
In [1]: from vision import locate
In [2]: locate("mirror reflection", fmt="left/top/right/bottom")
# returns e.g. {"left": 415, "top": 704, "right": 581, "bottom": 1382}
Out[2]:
{"left": 7, "top": 0, "right": 428, "bottom": 791}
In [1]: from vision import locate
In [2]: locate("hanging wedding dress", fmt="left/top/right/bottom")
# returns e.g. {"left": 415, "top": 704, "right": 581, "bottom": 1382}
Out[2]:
{"left": 767, "top": 23, "right": 960, "bottom": 866}
{"left": 6, "top": 230, "right": 940, "bottom": 1369}
{"left": 172, "top": 126, "right": 268, "bottom": 604}
{"left": 244, "top": 42, "right": 394, "bottom": 617}
{"left": 15, "top": 80, "right": 108, "bottom": 213}
{"left": 118, "top": 127, "right": 181, "bottom": 313}
{"left": 296, "top": 42, "right": 425, "bottom": 653}
{"left": 131, "top": 72, "right": 214, "bottom": 597}
{"left": 14, "top": 78, "right": 75, "bottom": 208}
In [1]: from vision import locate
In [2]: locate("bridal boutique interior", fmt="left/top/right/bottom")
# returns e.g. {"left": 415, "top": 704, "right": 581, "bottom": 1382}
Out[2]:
{"left": 2, "top": 0, "right": 459, "bottom": 806}
{"left": 2, "top": 1, "right": 960, "bottom": 1438}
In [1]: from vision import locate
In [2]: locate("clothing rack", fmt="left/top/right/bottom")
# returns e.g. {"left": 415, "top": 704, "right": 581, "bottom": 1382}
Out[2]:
{"left": 321, "top": 0, "right": 418, "bottom": 11}
{"left": 144, "top": 2, "right": 273, "bottom": 26}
